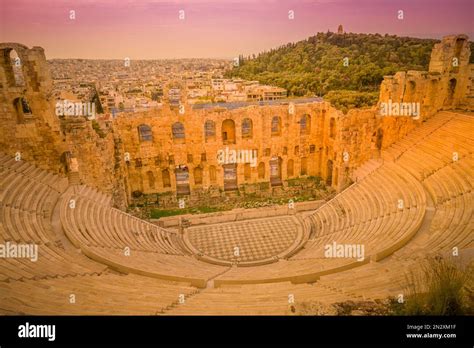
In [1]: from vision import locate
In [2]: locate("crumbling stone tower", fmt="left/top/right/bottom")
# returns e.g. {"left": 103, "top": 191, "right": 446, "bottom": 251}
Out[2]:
{"left": 379, "top": 35, "right": 473, "bottom": 118}
{"left": 0, "top": 43, "right": 127, "bottom": 207}
{"left": 0, "top": 43, "right": 65, "bottom": 171}
{"left": 428, "top": 35, "right": 472, "bottom": 108}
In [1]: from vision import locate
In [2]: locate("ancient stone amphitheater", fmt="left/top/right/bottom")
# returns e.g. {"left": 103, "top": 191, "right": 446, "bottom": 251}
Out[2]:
{"left": 0, "top": 36, "right": 473, "bottom": 315}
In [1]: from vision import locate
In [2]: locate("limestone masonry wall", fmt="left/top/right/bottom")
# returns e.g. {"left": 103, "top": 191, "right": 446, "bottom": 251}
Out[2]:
{"left": 0, "top": 35, "right": 472, "bottom": 207}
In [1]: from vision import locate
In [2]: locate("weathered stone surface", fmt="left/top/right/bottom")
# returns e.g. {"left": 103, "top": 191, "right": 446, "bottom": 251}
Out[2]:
{"left": 1, "top": 35, "right": 472, "bottom": 207}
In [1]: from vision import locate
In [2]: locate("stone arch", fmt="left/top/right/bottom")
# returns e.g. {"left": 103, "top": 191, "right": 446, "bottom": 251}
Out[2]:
{"left": 146, "top": 171, "right": 155, "bottom": 189}
{"left": 5, "top": 49, "right": 25, "bottom": 87}
{"left": 454, "top": 37, "right": 466, "bottom": 62}
{"left": 271, "top": 116, "right": 282, "bottom": 136}
{"left": 326, "top": 160, "right": 333, "bottom": 186}
{"left": 300, "top": 114, "right": 311, "bottom": 135}
{"left": 204, "top": 120, "right": 216, "bottom": 142}
{"left": 270, "top": 157, "right": 282, "bottom": 186}
{"left": 287, "top": 159, "right": 294, "bottom": 177}
{"left": 138, "top": 124, "right": 153, "bottom": 142}
{"left": 161, "top": 169, "right": 171, "bottom": 188}
{"left": 406, "top": 80, "right": 416, "bottom": 102}
{"left": 223, "top": 163, "right": 237, "bottom": 191}
{"left": 321, "top": 109, "right": 326, "bottom": 131}
{"left": 175, "top": 166, "right": 190, "bottom": 195}
{"left": 222, "top": 119, "right": 236, "bottom": 144}
{"left": 60, "top": 151, "right": 76, "bottom": 174}
{"left": 258, "top": 162, "right": 265, "bottom": 179}
{"left": 428, "top": 79, "right": 439, "bottom": 105}
{"left": 13, "top": 97, "right": 32, "bottom": 124}
{"left": 241, "top": 118, "right": 253, "bottom": 139}
{"left": 130, "top": 172, "right": 144, "bottom": 196}
{"left": 376, "top": 128, "right": 383, "bottom": 150}
{"left": 209, "top": 165, "right": 217, "bottom": 183}
{"left": 301, "top": 157, "right": 308, "bottom": 176}
{"left": 445, "top": 78, "right": 457, "bottom": 105}
{"left": 329, "top": 118, "right": 336, "bottom": 138}
{"left": 172, "top": 122, "right": 185, "bottom": 142}
{"left": 244, "top": 163, "right": 251, "bottom": 181}
{"left": 194, "top": 166, "right": 203, "bottom": 185}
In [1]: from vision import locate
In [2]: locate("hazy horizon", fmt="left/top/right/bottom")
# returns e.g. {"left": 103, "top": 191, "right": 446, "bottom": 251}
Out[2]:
{"left": 1, "top": 0, "right": 473, "bottom": 59}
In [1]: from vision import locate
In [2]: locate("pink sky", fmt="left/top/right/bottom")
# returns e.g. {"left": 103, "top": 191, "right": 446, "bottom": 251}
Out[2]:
{"left": 0, "top": 0, "right": 473, "bottom": 59}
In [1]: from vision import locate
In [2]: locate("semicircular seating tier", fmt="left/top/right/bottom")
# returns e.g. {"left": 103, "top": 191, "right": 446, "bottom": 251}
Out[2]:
{"left": 213, "top": 161, "right": 427, "bottom": 286}
{"left": 59, "top": 186, "right": 228, "bottom": 288}
{"left": 0, "top": 111, "right": 472, "bottom": 315}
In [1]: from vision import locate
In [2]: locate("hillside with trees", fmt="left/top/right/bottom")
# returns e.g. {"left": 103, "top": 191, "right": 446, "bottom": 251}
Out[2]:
{"left": 227, "top": 32, "right": 470, "bottom": 109}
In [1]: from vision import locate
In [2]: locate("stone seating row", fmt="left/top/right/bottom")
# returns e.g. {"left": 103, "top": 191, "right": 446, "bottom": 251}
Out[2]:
{"left": 0, "top": 272, "right": 196, "bottom": 315}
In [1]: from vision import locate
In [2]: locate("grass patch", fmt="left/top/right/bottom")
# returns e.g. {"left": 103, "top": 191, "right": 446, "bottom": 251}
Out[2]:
{"left": 150, "top": 205, "right": 224, "bottom": 219}
{"left": 394, "top": 256, "right": 473, "bottom": 315}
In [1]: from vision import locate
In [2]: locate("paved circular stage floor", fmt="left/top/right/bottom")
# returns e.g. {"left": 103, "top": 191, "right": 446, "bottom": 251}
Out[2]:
{"left": 183, "top": 216, "right": 304, "bottom": 266}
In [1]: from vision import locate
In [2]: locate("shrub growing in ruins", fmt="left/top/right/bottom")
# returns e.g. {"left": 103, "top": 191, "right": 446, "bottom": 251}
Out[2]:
{"left": 323, "top": 90, "right": 379, "bottom": 113}
{"left": 396, "top": 256, "right": 473, "bottom": 315}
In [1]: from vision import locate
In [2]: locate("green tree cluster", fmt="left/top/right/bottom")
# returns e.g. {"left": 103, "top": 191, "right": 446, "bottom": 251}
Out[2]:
{"left": 227, "top": 32, "right": 444, "bottom": 97}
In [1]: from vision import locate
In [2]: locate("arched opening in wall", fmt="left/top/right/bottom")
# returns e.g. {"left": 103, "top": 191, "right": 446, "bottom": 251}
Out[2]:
{"left": 8, "top": 49, "right": 25, "bottom": 87}
{"left": 175, "top": 166, "right": 190, "bottom": 195}
{"left": 406, "top": 81, "right": 416, "bottom": 102}
{"left": 269, "top": 157, "right": 282, "bottom": 186}
{"left": 138, "top": 124, "right": 153, "bottom": 142}
{"left": 329, "top": 118, "right": 336, "bottom": 138}
{"left": 445, "top": 78, "right": 457, "bottom": 105}
{"left": 428, "top": 79, "right": 439, "bottom": 105}
{"left": 194, "top": 167, "right": 203, "bottom": 185}
{"left": 258, "top": 162, "right": 265, "bottom": 179}
{"left": 300, "top": 114, "right": 311, "bottom": 135}
{"left": 241, "top": 118, "right": 253, "bottom": 139}
{"left": 162, "top": 169, "right": 171, "bottom": 188}
{"left": 209, "top": 165, "right": 217, "bottom": 183}
{"left": 13, "top": 97, "right": 32, "bottom": 124}
{"left": 244, "top": 163, "right": 251, "bottom": 181}
{"left": 344, "top": 167, "right": 350, "bottom": 183}
{"left": 376, "top": 128, "right": 384, "bottom": 150}
{"left": 147, "top": 171, "right": 155, "bottom": 189}
{"left": 287, "top": 159, "right": 294, "bottom": 178}
{"left": 294, "top": 146, "right": 299, "bottom": 155}
{"left": 334, "top": 167, "right": 339, "bottom": 187}
{"left": 453, "top": 38, "right": 466, "bottom": 72}
{"left": 60, "top": 151, "right": 74, "bottom": 174}
{"left": 130, "top": 173, "right": 144, "bottom": 196}
{"left": 223, "top": 164, "right": 237, "bottom": 191}
{"left": 271, "top": 116, "right": 281, "bottom": 136}
{"left": 172, "top": 122, "right": 185, "bottom": 142}
{"left": 204, "top": 120, "right": 216, "bottom": 142}
{"left": 222, "top": 119, "right": 236, "bottom": 144}
{"left": 326, "top": 160, "right": 333, "bottom": 186}
{"left": 318, "top": 151, "right": 322, "bottom": 176}
{"left": 455, "top": 38, "right": 466, "bottom": 56}
{"left": 301, "top": 157, "right": 308, "bottom": 176}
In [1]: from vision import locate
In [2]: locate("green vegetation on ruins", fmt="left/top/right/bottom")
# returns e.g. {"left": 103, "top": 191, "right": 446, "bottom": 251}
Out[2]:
{"left": 295, "top": 256, "right": 473, "bottom": 316}
{"left": 227, "top": 32, "right": 474, "bottom": 110}
{"left": 392, "top": 256, "right": 473, "bottom": 315}
{"left": 128, "top": 176, "right": 333, "bottom": 220}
